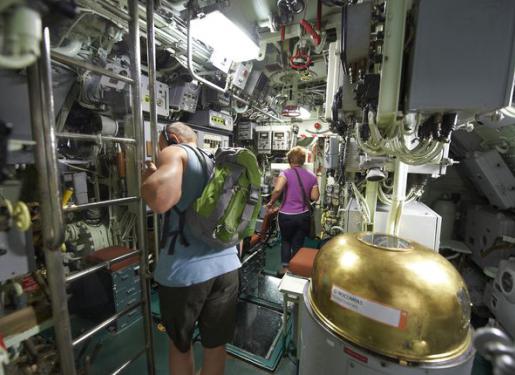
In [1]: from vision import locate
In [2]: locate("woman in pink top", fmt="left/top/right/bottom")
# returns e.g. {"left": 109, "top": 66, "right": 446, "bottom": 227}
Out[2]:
{"left": 266, "top": 147, "right": 319, "bottom": 275}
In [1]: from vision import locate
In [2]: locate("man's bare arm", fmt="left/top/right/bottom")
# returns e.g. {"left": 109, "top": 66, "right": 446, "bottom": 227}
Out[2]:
{"left": 141, "top": 147, "right": 186, "bottom": 213}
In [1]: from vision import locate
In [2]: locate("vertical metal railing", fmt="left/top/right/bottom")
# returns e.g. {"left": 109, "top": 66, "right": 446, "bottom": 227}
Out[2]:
{"left": 27, "top": 1, "right": 156, "bottom": 373}
{"left": 128, "top": 0, "right": 156, "bottom": 373}
{"left": 145, "top": 0, "right": 161, "bottom": 265}
{"left": 27, "top": 28, "right": 77, "bottom": 375}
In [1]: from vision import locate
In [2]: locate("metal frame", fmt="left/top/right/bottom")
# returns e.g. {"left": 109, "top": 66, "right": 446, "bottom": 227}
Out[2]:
{"left": 27, "top": 1, "right": 156, "bottom": 373}
{"left": 146, "top": 0, "right": 161, "bottom": 265}
{"left": 56, "top": 132, "right": 137, "bottom": 145}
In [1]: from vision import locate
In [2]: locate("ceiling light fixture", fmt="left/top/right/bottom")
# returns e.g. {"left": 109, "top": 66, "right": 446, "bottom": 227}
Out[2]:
{"left": 191, "top": 11, "right": 260, "bottom": 62}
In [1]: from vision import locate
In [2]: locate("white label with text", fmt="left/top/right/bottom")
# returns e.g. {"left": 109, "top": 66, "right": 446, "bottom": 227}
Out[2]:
{"left": 330, "top": 285, "right": 407, "bottom": 329}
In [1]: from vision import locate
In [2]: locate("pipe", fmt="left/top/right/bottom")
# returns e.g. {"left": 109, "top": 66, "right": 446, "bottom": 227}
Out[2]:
{"left": 365, "top": 180, "right": 378, "bottom": 229}
{"left": 146, "top": 0, "right": 161, "bottom": 265}
{"left": 385, "top": 159, "right": 408, "bottom": 236}
{"left": 186, "top": 14, "right": 284, "bottom": 123}
{"left": 52, "top": 40, "right": 83, "bottom": 57}
{"left": 316, "top": 0, "right": 322, "bottom": 31}
{"left": 111, "top": 349, "right": 146, "bottom": 375}
{"left": 56, "top": 132, "right": 137, "bottom": 144}
{"left": 30, "top": 32, "right": 65, "bottom": 251}
{"left": 65, "top": 249, "right": 141, "bottom": 283}
{"left": 63, "top": 196, "right": 138, "bottom": 213}
{"left": 51, "top": 51, "right": 134, "bottom": 84}
{"left": 72, "top": 302, "right": 143, "bottom": 346}
{"left": 28, "top": 29, "right": 76, "bottom": 375}
{"left": 128, "top": 1, "right": 156, "bottom": 373}
{"left": 376, "top": 0, "right": 408, "bottom": 128}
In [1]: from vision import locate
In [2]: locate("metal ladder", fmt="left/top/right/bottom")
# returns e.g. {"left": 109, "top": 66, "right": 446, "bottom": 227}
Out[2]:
{"left": 27, "top": 0, "right": 158, "bottom": 373}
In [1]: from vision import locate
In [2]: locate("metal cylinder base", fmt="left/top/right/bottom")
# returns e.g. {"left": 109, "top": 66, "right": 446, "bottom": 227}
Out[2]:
{"left": 299, "top": 283, "right": 475, "bottom": 375}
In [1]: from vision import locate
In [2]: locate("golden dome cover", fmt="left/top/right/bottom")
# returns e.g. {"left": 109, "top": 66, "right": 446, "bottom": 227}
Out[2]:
{"left": 309, "top": 232, "right": 472, "bottom": 363}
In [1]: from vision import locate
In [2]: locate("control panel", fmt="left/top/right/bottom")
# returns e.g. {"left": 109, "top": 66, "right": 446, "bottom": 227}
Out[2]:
{"left": 257, "top": 131, "right": 272, "bottom": 154}
{"left": 188, "top": 110, "right": 234, "bottom": 132}
{"left": 100, "top": 57, "right": 130, "bottom": 91}
{"left": 196, "top": 130, "right": 229, "bottom": 155}
{"left": 209, "top": 111, "right": 233, "bottom": 132}
{"left": 237, "top": 121, "right": 256, "bottom": 141}
{"left": 272, "top": 131, "right": 290, "bottom": 151}
{"left": 141, "top": 74, "right": 169, "bottom": 117}
{"left": 169, "top": 81, "right": 201, "bottom": 113}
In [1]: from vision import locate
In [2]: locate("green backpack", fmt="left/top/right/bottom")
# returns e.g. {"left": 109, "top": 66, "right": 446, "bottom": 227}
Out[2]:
{"left": 166, "top": 146, "right": 262, "bottom": 252}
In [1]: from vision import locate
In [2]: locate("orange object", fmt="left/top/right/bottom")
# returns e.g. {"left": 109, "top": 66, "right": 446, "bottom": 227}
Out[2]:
{"left": 289, "top": 247, "right": 318, "bottom": 277}
{"left": 85, "top": 246, "right": 139, "bottom": 272}
{"left": 116, "top": 148, "right": 126, "bottom": 178}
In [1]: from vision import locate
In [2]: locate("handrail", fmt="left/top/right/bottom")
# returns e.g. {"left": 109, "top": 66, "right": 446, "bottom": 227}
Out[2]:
{"left": 63, "top": 196, "right": 139, "bottom": 213}
{"left": 51, "top": 51, "right": 134, "bottom": 84}
{"left": 65, "top": 249, "right": 141, "bottom": 283}
{"left": 128, "top": 0, "right": 156, "bottom": 373}
{"left": 146, "top": 0, "right": 161, "bottom": 266}
{"left": 111, "top": 349, "right": 146, "bottom": 375}
{"left": 27, "top": 27, "right": 75, "bottom": 375}
{"left": 72, "top": 302, "right": 143, "bottom": 346}
{"left": 56, "top": 132, "right": 137, "bottom": 144}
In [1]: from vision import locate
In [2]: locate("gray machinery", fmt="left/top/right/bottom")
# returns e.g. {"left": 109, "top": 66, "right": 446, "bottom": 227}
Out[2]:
{"left": 141, "top": 74, "right": 169, "bottom": 116}
{"left": 344, "top": 200, "right": 441, "bottom": 251}
{"left": 488, "top": 259, "right": 515, "bottom": 339}
{"left": 256, "top": 131, "right": 272, "bottom": 154}
{"left": 169, "top": 81, "right": 201, "bottom": 113}
{"left": 237, "top": 121, "right": 256, "bottom": 142}
{"left": 271, "top": 130, "right": 291, "bottom": 151}
{"left": 474, "top": 327, "right": 515, "bottom": 375}
{"left": 186, "top": 109, "right": 234, "bottom": 133}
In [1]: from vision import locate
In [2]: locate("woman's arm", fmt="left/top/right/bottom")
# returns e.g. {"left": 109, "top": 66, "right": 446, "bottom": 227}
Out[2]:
{"left": 310, "top": 185, "right": 320, "bottom": 202}
{"left": 267, "top": 175, "right": 287, "bottom": 208}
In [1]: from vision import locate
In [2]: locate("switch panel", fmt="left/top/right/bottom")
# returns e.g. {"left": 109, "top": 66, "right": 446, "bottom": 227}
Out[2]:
{"left": 257, "top": 131, "right": 272, "bottom": 154}
{"left": 169, "top": 81, "right": 201, "bottom": 113}
{"left": 272, "top": 131, "right": 290, "bottom": 151}
{"left": 141, "top": 75, "right": 169, "bottom": 117}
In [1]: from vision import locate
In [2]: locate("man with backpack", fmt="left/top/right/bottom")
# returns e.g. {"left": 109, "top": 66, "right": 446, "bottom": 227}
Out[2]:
{"left": 142, "top": 122, "right": 241, "bottom": 375}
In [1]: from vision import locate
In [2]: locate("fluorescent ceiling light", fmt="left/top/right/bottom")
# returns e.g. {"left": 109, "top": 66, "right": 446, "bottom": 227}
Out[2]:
{"left": 191, "top": 11, "right": 260, "bottom": 62}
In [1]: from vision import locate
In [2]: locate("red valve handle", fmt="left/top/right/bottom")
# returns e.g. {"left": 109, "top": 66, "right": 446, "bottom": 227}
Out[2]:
{"left": 300, "top": 19, "right": 321, "bottom": 46}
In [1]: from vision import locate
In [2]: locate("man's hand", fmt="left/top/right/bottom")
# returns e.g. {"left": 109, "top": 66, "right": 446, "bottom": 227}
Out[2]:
{"left": 142, "top": 161, "right": 157, "bottom": 181}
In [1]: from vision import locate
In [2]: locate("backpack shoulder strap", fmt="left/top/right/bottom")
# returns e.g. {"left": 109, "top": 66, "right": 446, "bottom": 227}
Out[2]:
{"left": 292, "top": 167, "right": 312, "bottom": 212}
{"left": 162, "top": 144, "right": 212, "bottom": 255}
{"left": 176, "top": 144, "right": 212, "bottom": 185}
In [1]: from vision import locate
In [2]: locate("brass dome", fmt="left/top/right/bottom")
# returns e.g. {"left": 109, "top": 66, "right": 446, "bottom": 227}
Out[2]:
{"left": 309, "top": 232, "right": 472, "bottom": 363}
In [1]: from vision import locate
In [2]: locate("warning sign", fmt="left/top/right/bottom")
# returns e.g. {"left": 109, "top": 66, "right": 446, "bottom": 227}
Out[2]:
{"left": 330, "top": 285, "right": 408, "bottom": 329}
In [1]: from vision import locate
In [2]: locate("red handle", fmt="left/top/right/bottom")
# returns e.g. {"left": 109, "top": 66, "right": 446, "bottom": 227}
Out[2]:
{"left": 300, "top": 19, "right": 321, "bottom": 46}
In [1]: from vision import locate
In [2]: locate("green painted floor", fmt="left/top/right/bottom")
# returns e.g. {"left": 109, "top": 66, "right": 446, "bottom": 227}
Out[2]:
{"left": 79, "top": 242, "right": 492, "bottom": 375}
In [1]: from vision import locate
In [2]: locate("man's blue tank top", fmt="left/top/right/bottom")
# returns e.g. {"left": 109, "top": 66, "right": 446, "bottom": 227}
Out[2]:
{"left": 153, "top": 145, "right": 241, "bottom": 287}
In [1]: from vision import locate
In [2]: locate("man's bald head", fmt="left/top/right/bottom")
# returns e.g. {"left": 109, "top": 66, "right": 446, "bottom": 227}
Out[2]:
{"left": 166, "top": 122, "right": 197, "bottom": 143}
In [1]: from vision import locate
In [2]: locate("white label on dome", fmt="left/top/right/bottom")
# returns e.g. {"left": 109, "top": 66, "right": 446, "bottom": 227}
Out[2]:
{"left": 330, "top": 285, "right": 408, "bottom": 329}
